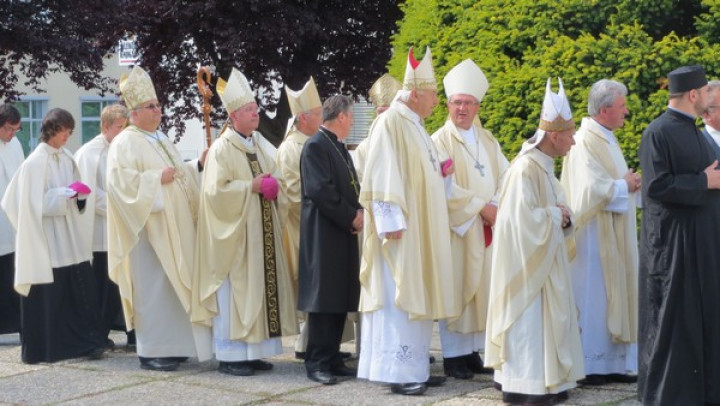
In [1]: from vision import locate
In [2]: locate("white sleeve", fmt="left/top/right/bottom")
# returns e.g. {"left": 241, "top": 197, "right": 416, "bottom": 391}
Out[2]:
{"left": 151, "top": 186, "right": 165, "bottom": 212}
{"left": 452, "top": 216, "right": 476, "bottom": 237}
{"left": 43, "top": 187, "right": 75, "bottom": 216}
{"left": 605, "top": 179, "right": 629, "bottom": 213}
{"left": 372, "top": 201, "right": 406, "bottom": 238}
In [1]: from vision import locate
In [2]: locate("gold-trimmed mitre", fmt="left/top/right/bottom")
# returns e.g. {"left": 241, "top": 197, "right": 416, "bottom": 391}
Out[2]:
{"left": 443, "top": 59, "right": 489, "bottom": 103}
{"left": 286, "top": 77, "right": 322, "bottom": 116}
{"left": 119, "top": 66, "right": 158, "bottom": 109}
{"left": 402, "top": 47, "right": 437, "bottom": 91}
{"left": 368, "top": 74, "right": 401, "bottom": 108}
{"left": 538, "top": 77, "right": 574, "bottom": 132}
{"left": 217, "top": 68, "right": 255, "bottom": 115}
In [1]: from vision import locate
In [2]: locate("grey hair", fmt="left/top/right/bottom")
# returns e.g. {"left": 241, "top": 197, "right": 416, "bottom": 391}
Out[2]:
{"left": 322, "top": 95, "right": 353, "bottom": 122}
{"left": 587, "top": 79, "right": 628, "bottom": 116}
{"left": 707, "top": 80, "right": 720, "bottom": 94}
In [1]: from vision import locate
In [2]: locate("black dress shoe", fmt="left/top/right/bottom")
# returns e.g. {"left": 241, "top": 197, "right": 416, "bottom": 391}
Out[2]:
{"left": 218, "top": 361, "right": 254, "bottom": 376}
{"left": 578, "top": 374, "right": 607, "bottom": 386}
{"left": 307, "top": 370, "right": 337, "bottom": 385}
{"left": 330, "top": 364, "right": 357, "bottom": 377}
{"left": 429, "top": 355, "right": 436, "bottom": 364}
{"left": 167, "top": 357, "right": 189, "bottom": 363}
{"left": 502, "top": 391, "right": 557, "bottom": 405}
{"left": 295, "top": 351, "right": 306, "bottom": 360}
{"left": 557, "top": 391, "right": 569, "bottom": 401}
{"left": 493, "top": 381, "right": 502, "bottom": 391}
{"left": 425, "top": 375, "right": 446, "bottom": 387}
{"left": 85, "top": 347, "right": 106, "bottom": 360}
{"left": 339, "top": 351, "right": 352, "bottom": 359}
{"left": 140, "top": 357, "right": 179, "bottom": 371}
{"left": 390, "top": 382, "right": 427, "bottom": 396}
{"left": 247, "top": 359, "right": 273, "bottom": 370}
{"left": 104, "top": 338, "right": 116, "bottom": 350}
{"left": 444, "top": 356, "right": 474, "bottom": 379}
{"left": 465, "top": 352, "right": 494, "bottom": 374}
{"left": 606, "top": 373, "right": 637, "bottom": 383}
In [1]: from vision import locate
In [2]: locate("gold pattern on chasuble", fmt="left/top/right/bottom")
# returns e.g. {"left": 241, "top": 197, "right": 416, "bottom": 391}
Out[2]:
{"left": 247, "top": 153, "right": 281, "bottom": 337}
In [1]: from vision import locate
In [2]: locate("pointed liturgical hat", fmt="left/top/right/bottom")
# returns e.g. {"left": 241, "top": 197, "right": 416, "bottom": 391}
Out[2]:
{"left": 119, "top": 66, "right": 158, "bottom": 109}
{"left": 443, "top": 59, "right": 489, "bottom": 103}
{"left": 519, "top": 77, "right": 575, "bottom": 156}
{"left": 368, "top": 74, "right": 402, "bottom": 108}
{"left": 286, "top": 77, "right": 322, "bottom": 116}
{"left": 217, "top": 68, "right": 255, "bottom": 115}
{"left": 402, "top": 47, "right": 437, "bottom": 91}
{"left": 668, "top": 65, "right": 708, "bottom": 93}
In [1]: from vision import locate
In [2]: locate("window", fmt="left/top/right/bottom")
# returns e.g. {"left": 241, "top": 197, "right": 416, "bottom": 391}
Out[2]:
{"left": 81, "top": 98, "right": 119, "bottom": 144}
{"left": 13, "top": 98, "right": 48, "bottom": 156}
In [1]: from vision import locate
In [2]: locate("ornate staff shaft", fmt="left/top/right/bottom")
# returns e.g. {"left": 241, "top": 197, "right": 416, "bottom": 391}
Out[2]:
{"left": 196, "top": 66, "right": 213, "bottom": 147}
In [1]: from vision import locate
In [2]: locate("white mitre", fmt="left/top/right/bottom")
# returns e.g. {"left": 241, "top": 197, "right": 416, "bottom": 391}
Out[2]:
{"left": 519, "top": 77, "right": 575, "bottom": 156}
{"left": 217, "top": 68, "right": 255, "bottom": 115}
{"left": 443, "top": 59, "right": 489, "bottom": 102}
{"left": 402, "top": 46, "right": 437, "bottom": 91}
{"left": 286, "top": 77, "right": 322, "bottom": 116}
{"left": 119, "top": 66, "right": 158, "bottom": 109}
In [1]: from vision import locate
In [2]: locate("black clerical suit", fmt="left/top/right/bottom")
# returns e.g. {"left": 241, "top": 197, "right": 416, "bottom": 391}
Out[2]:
{"left": 298, "top": 126, "right": 361, "bottom": 375}
{"left": 638, "top": 108, "right": 720, "bottom": 405}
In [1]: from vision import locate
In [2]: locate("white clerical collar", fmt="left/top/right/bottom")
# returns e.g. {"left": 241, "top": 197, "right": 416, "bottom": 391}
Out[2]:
{"left": 232, "top": 128, "right": 255, "bottom": 148}
{"left": 458, "top": 126, "right": 476, "bottom": 145}
{"left": 588, "top": 117, "right": 617, "bottom": 145}
{"left": 705, "top": 124, "right": 720, "bottom": 147}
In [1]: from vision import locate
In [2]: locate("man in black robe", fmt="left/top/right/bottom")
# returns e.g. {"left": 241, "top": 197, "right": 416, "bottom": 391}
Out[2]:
{"left": 638, "top": 65, "right": 720, "bottom": 405}
{"left": 298, "top": 95, "right": 363, "bottom": 385}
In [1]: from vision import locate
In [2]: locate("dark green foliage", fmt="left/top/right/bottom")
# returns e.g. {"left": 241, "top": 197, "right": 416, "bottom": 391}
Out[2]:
{"left": 391, "top": 0, "right": 720, "bottom": 170}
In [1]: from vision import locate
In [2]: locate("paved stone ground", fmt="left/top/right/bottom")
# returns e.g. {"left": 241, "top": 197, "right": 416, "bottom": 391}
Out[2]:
{"left": 0, "top": 329, "right": 641, "bottom": 406}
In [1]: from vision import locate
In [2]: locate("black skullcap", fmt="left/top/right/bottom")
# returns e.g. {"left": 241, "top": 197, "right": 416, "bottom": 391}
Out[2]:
{"left": 668, "top": 65, "right": 708, "bottom": 93}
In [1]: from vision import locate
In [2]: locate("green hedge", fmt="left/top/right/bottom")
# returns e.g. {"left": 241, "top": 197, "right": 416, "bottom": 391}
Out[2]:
{"left": 389, "top": 0, "right": 720, "bottom": 170}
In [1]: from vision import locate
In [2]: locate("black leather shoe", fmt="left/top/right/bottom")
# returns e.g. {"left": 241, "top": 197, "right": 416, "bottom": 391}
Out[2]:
{"left": 247, "top": 359, "right": 273, "bottom": 370}
{"left": 295, "top": 351, "right": 306, "bottom": 360}
{"left": 330, "top": 364, "right": 357, "bottom": 377}
{"left": 307, "top": 370, "right": 337, "bottom": 385}
{"left": 339, "top": 351, "right": 352, "bottom": 359}
{"left": 502, "top": 391, "right": 557, "bottom": 405}
{"left": 444, "top": 356, "right": 473, "bottom": 379}
{"left": 85, "top": 347, "right": 106, "bottom": 360}
{"left": 140, "top": 357, "right": 179, "bottom": 371}
{"left": 425, "top": 375, "right": 446, "bottom": 387}
{"left": 218, "top": 361, "right": 254, "bottom": 376}
{"left": 493, "top": 381, "right": 502, "bottom": 391}
{"left": 606, "top": 373, "right": 637, "bottom": 383}
{"left": 557, "top": 391, "right": 569, "bottom": 401}
{"left": 465, "top": 352, "right": 494, "bottom": 374}
{"left": 390, "top": 382, "right": 427, "bottom": 396}
{"left": 429, "top": 355, "right": 436, "bottom": 364}
{"left": 578, "top": 374, "right": 607, "bottom": 386}
{"left": 167, "top": 357, "right": 189, "bottom": 363}
{"left": 104, "top": 338, "right": 116, "bottom": 350}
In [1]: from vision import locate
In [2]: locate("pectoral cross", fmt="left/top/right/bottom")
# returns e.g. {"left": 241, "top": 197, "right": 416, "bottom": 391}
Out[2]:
{"left": 475, "top": 161, "right": 485, "bottom": 176}
{"left": 429, "top": 153, "right": 437, "bottom": 169}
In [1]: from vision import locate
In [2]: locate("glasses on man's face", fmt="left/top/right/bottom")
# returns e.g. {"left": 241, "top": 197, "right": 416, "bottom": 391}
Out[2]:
{"left": 707, "top": 105, "right": 720, "bottom": 112}
{"left": 136, "top": 103, "right": 162, "bottom": 111}
{"left": 2, "top": 123, "right": 22, "bottom": 133}
{"left": 449, "top": 100, "right": 479, "bottom": 108}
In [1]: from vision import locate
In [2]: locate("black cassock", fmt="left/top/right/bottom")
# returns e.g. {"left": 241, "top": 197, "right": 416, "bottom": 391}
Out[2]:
{"left": 297, "top": 127, "right": 362, "bottom": 313}
{"left": 638, "top": 109, "right": 720, "bottom": 405}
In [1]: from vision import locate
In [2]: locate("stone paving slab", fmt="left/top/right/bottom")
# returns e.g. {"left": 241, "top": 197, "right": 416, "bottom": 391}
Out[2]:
{"left": 0, "top": 366, "right": 148, "bottom": 405}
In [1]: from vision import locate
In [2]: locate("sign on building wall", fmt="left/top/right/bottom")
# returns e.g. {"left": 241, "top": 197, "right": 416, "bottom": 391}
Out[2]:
{"left": 117, "top": 38, "right": 138, "bottom": 66}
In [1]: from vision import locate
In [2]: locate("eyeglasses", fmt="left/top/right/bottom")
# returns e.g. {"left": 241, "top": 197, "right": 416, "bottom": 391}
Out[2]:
{"left": 136, "top": 103, "right": 162, "bottom": 111}
{"left": 2, "top": 123, "right": 22, "bottom": 133}
{"left": 708, "top": 105, "right": 720, "bottom": 111}
{"left": 449, "top": 100, "right": 479, "bottom": 107}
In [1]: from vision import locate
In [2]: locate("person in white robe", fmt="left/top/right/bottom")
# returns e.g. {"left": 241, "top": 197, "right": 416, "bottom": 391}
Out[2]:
{"left": 357, "top": 47, "right": 480, "bottom": 396}
{"left": 351, "top": 73, "right": 401, "bottom": 181}
{"left": 2, "top": 108, "right": 106, "bottom": 363}
{"left": 191, "top": 68, "right": 298, "bottom": 377}
{"left": 485, "top": 78, "right": 585, "bottom": 405}
{"left": 431, "top": 59, "right": 509, "bottom": 379}
{"left": 74, "top": 104, "right": 134, "bottom": 349}
{"left": 276, "top": 77, "right": 323, "bottom": 359}
{"left": 107, "top": 66, "right": 212, "bottom": 372}
{"left": 560, "top": 79, "right": 639, "bottom": 385}
{"left": 0, "top": 104, "right": 24, "bottom": 335}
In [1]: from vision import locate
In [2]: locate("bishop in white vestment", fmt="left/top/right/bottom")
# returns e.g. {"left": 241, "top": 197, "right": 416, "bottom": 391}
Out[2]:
{"left": 560, "top": 79, "right": 639, "bottom": 383}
